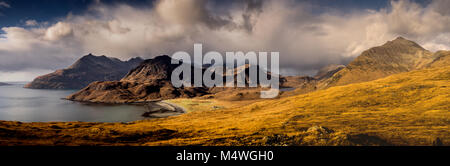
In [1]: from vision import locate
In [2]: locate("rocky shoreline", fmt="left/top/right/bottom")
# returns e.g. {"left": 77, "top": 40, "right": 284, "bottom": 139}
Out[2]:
{"left": 64, "top": 98, "right": 186, "bottom": 118}
{"left": 141, "top": 101, "right": 186, "bottom": 118}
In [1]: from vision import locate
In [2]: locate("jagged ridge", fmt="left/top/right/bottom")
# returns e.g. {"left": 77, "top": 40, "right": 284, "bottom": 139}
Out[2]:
{"left": 24, "top": 54, "right": 143, "bottom": 89}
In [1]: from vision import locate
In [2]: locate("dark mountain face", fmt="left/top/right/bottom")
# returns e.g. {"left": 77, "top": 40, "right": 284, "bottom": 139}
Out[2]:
{"left": 0, "top": 82, "right": 11, "bottom": 86}
{"left": 121, "top": 55, "right": 180, "bottom": 82}
{"left": 24, "top": 54, "right": 143, "bottom": 89}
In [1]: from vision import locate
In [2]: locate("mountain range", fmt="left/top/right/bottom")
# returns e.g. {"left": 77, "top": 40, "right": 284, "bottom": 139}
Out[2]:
{"left": 66, "top": 54, "right": 291, "bottom": 102}
{"left": 24, "top": 54, "right": 143, "bottom": 89}
{"left": 19, "top": 36, "right": 444, "bottom": 104}
{"left": 65, "top": 37, "right": 449, "bottom": 103}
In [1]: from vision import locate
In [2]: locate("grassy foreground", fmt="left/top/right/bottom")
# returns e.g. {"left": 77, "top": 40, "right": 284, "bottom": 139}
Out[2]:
{"left": 0, "top": 66, "right": 449, "bottom": 146}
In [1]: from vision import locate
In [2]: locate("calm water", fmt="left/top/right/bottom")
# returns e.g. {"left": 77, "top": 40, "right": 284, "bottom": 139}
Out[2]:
{"left": 0, "top": 82, "right": 149, "bottom": 122}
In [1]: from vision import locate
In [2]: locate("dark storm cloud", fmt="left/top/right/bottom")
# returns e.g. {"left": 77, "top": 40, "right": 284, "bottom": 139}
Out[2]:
{"left": 241, "top": 0, "right": 264, "bottom": 33}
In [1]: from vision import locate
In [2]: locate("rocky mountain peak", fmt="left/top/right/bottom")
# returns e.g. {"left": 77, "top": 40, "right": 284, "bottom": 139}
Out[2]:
{"left": 127, "top": 57, "right": 144, "bottom": 63}
{"left": 382, "top": 36, "right": 425, "bottom": 50}
{"left": 153, "top": 55, "right": 171, "bottom": 61}
{"left": 25, "top": 54, "right": 143, "bottom": 89}
{"left": 121, "top": 55, "right": 180, "bottom": 83}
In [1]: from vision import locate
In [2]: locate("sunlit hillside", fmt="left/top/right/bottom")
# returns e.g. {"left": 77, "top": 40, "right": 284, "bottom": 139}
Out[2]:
{"left": 154, "top": 65, "right": 450, "bottom": 145}
{"left": 321, "top": 37, "right": 435, "bottom": 88}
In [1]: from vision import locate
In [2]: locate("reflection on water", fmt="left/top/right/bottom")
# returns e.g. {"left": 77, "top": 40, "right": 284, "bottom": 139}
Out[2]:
{"left": 0, "top": 83, "right": 149, "bottom": 122}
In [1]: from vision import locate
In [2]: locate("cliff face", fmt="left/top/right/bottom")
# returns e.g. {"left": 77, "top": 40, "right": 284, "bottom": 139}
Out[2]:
{"left": 24, "top": 54, "right": 143, "bottom": 89}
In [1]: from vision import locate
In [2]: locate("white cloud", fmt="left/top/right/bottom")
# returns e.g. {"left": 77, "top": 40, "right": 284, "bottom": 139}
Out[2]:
{"left": 0, "top": 1, "right": 10, "bottom": 8}
{"left": 0, "top": 0, "right": 450, "bottom": 80}
{"left": 44, "top": 22, "right": 74, "bottom": 41}
{"left": 25, "top": 20, "right": 38, "bottom": 26}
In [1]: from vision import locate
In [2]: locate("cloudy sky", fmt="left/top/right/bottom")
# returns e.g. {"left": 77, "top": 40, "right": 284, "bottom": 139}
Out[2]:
{"left": 0, "top": 0, "right": 449, "bottom": 81}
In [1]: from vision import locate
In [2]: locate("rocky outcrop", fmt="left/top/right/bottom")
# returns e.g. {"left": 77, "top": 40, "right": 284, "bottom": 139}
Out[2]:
{"left": 24, "top": 54, "right": 143, "bottom": 89}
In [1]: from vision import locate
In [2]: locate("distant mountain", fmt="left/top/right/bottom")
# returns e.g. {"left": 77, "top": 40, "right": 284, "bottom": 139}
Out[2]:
{"left": 205, "top": 64, "right": 288, "bottom": 100}
{"left": 314, "top": 64, "right": 345, "bottom": 80}
{"left": 0, "top": 82, "right": 11, "bottom": 86}
{"left": 320, "top": 37, "right": 436, "bottom": 88}
{"left": 269, "top": 64, "right": 345, "bottom": 97}
{"left": 24, "top": 54, "right": 143, "bottom": 89}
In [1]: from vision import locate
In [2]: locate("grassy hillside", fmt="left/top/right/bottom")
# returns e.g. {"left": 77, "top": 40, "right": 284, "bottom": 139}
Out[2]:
{"left": 152, "top": 65, "right": 449, "bottom": 145}
{"left": 1, "top": 65, "right": 448, "bottom": 146}
{"left": 428, "top": 51, "right": 450, "bottom": 68}
{"left": 321, "top": 37, "right": 435, "bottom": 88}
